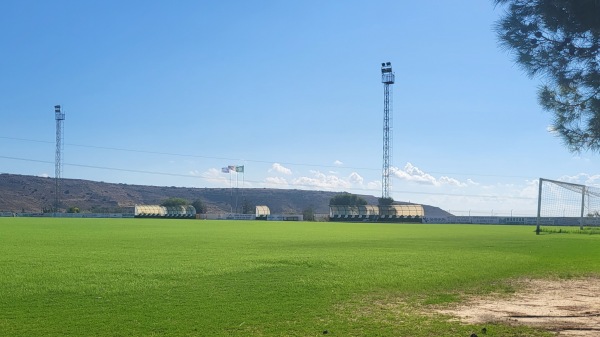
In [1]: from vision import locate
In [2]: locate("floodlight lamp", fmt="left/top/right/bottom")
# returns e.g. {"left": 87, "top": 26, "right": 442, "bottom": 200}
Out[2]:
{"left": 386, "top": 62, "right": 391, "bottom": 66}
{"left": 381, "top": 63, "right": 385, "bottom": 67}
{"left": 54, "top": 105, "right": 61, "bottom": 113}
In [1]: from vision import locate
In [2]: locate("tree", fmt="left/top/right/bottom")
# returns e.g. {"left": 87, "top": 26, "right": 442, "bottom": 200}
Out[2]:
{"left": 160, "top": 197, "right": 189, "bottom": 207}
{"left": 495, "top": 0, "right": 600, "bottom": 152}
{"left": 191, "top": 199, "right": 206, "bottom": 214}
{"left": 302, "top": 206, "right": 315, "bottom": 221}
{"left": 241, "top": 198, "right": 255, "bottom": 214}
{"left": 67, "top": 206, "right": 80, "bottom": 213}
{"left": 378, "top": 196, "right": 394, "bottom": 206}
{"left": 329, "top": 193, "right": 368, "bottom": 206}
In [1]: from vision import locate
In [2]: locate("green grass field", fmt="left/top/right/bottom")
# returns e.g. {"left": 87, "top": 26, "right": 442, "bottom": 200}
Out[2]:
{"left": 1, "top": 218, "right": 599, "bottom": 336}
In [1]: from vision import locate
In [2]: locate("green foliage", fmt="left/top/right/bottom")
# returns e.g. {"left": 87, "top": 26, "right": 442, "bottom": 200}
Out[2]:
{"left": 329, "top": 192, "right": 368, "bottom": 206}
{"left": 67, "top": 206, "right": 80, "bottom": 213}
{"left": 160, "top": 197, "right": 189, "bottom": 207}
{"left": 302, "top": 207, "right": 315, "bottom": 221}
{"left": 191, "top": 199, "right": 206, "bottom": 214}
{"left": 241, "top": 198, "right": 255, "bottom": 214}
{"left": 495, "top": 0, "right": 600, "bottom": 152}
{"left": 539, "top": 226, "right": 600, "bottom": 235}
{"left": 378, "top": 196, "right": 394, "bottom": 206}
{"left": 1, "top": 218, "right": 599, "bottom": 336}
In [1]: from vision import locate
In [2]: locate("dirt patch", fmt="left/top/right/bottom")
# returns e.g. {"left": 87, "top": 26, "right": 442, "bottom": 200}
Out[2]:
{"left": 437, "top": 278, "right": 600, "bottom": 336}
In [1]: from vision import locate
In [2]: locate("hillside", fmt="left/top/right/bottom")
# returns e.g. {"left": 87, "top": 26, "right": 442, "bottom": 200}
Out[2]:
{"left": 0, "top": 173, "right": 451, "bottom": 216}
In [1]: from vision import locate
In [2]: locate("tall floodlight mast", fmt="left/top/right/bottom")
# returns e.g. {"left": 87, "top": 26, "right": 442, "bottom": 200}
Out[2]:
{"left": 381, "top": 62, "right": 395, "bottom": 199}
{"left": 54, "top": 105, "right": 65, "bottom": 212}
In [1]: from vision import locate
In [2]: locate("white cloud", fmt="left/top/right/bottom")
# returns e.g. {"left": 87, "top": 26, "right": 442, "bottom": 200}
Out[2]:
{"left": 466, "top": 179, "right": 479, "bottom": 186}
{"left": 586, "top": 175, "right": 600, "bottom": 186}
{"left": 291, "top": 170, "right": 351, "bottom": 190}
{"left": 367, "top": 180, "right": 380, "bottom": 190}
{"left": 202, "top": 168, "right": 229, "bottom": 185}
{"left": 333, "top": 160, "right": 343, "bottom": 166}
{"left": 438, "top": 176, "right": 467, "bottom": 187}
{"left": 38, "top": 173, "right": 49, "bottom": 178}
{"left": 556, "top": 173, "right": 600, "bottom": 187}
{"left": 558, "top": 173, "right": 586, "bottom": 184}
{"left": 269, "top": 163, "right": 292, "bottom": 175}
{"left": 392, "top": 162, "right": 468, "bottom": 187}
{"left": 265, "top": 176, "right": 288, "bottom": 187}
{"left": 392, "top": 163, "right": 438, "bottom": 185}
{"left": 349, "top": 172, "right": 364, "bottom": 185}
{"left": 519, "top": 179, "right": 539, "bottom": 199}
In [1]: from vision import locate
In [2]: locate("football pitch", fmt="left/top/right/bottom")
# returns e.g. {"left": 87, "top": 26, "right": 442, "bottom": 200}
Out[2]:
{"left": 1, "top": 218, "right": 599, "bottom": 336}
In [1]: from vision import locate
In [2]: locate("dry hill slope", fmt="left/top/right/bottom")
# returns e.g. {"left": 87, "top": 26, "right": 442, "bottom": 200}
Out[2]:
{"left": 0, "top": 173, "right": 450, "bottom": 216}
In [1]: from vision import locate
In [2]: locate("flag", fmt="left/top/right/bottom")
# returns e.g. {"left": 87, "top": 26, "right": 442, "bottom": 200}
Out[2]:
{"left": 235, "top": 165, "right": 244, "bottom": 173}
{"left": 228, "top": 165, "right": 236, "bottom": 171}
{"left": 221, "top": 167, "right": 230, "bottom": 173}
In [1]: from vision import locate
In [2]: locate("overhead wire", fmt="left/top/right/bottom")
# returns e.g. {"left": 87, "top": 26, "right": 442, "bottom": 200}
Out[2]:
{"left": 0, "top": 136, "right": 539, "bottom": 208}
{"left": 0, "top": 154, "right": 537, "bottom": 202}
{"left": 0, "top": 135, "right": 537, "bottom": 179}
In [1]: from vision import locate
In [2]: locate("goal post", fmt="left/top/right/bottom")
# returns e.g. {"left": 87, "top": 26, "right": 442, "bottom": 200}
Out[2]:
{"left": 536, "top": 178, "right": 600, "bottom": 234}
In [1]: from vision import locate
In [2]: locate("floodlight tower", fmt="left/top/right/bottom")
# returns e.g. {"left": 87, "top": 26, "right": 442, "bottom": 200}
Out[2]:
{"left": 54, "top": 105, "right": 65, "bottom": 212}
{"left": 381, "top": 62, "right": 395, "bottom": 199}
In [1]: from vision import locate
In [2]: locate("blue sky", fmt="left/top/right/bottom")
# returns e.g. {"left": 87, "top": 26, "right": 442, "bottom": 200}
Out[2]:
{"left": 1, "top": 0, "right": 598, "bottom": 216}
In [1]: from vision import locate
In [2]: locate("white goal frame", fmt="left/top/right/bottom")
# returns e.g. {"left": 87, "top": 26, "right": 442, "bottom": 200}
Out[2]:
{"left": 536, "top": 178, "right": 600, "bottom": 233}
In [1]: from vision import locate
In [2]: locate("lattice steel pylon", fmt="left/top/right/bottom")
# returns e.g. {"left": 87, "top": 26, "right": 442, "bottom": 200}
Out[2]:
{"left": 54, "top": 105, "right": 65, "bottom": 212}
{"left": 381, "top": 62, "right": 395, "bottom": 199}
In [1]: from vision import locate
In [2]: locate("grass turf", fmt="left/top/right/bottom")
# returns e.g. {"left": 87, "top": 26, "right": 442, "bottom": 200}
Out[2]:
{"left": 539, "top": 225, "right": 600, "bottom": 235}
{"left": 1, "top": 218, "right": 599, "bottom": 336}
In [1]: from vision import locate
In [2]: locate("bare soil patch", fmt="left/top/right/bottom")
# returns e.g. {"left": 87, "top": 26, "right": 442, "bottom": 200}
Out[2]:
{"left": 437, "top": 278, "right": 600, "bottom": 336}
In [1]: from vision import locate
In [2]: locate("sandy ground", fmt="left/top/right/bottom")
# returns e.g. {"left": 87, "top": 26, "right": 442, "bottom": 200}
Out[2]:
{"left": 437, "top": 278, "right": 600, "bottom": 336}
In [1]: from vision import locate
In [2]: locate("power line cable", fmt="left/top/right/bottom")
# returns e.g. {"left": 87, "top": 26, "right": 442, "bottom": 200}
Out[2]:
{"left": 0, "top": 136, "right": 374, "bottom": 170}
{"left": 0, "top": 136, "right": 538, "bottom": 180}
{"left": 0, "top": 154, "right": 537, "bottom": 201}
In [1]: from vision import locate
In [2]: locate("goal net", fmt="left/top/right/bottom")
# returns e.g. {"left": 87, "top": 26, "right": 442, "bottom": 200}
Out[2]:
{"left": 537, "top": 178, "right": 600, "bottom": 231}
